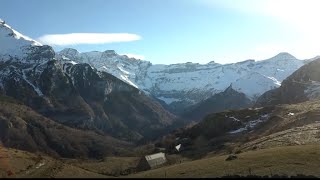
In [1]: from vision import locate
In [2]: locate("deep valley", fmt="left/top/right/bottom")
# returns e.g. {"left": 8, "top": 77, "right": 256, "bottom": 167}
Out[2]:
{"left": 1, "top": 17, "right": 320, "bottom": 178}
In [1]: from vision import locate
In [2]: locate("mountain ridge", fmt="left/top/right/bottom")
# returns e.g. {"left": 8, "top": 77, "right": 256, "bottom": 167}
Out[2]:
{"left": 181, "top": 84, "right": 253, "bottom": 122}
{"left": 58, "top": 48, "right": 307, "bottom": 114}
{"left": 256, "top": 58, "right": 320, "bottom": 106}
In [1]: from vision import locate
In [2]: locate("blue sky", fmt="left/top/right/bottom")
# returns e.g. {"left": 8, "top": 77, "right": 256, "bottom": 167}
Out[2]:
{"left": 1, "top": 0, "right": 320, "bottom": 64}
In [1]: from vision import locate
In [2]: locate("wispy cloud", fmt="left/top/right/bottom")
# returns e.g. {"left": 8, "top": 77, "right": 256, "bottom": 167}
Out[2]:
{"left": 121, "top": 53, "right": 146, "bottom": 60}
{"left": 37, "top": 33, "right": 141, "bottom": 46}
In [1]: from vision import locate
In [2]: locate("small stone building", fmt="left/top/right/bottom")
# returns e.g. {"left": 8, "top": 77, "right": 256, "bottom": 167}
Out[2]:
{"left": 136, "top": 152, "right": 167, "bottom": 171}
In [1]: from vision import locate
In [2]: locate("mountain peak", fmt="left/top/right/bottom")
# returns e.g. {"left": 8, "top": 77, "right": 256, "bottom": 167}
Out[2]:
{"left": 224, "top": 83, "right": 235, "bottom": 93}
{"left": 103, "top": 50, "right": 117, "bottom": 55}
{"left": 0, "top": 19, "right": 49, "bottom": 62}
{"left": 272, "top": 52, "right": 297, "bottom": 60}
{"left": 60, "top": 48, "right": 80, "bottom": 55}
{"left": 0, "top": 19, "right": 41, "bottom": 46}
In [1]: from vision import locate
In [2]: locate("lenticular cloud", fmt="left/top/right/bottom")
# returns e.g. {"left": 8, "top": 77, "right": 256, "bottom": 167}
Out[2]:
{"left": 37, "top": 33, "right": 141, "bottom": 45}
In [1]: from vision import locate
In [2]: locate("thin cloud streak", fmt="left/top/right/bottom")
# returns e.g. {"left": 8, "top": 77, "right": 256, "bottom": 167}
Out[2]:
{"left": 37, "top": 33, "right": 141, "bottom": 45}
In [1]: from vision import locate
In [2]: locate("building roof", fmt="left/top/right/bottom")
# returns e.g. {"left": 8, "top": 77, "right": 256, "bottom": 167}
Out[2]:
{"left": 144, "top": 152, "right": 167, "bottom": 168}
{"left": 175, "top": 144, "right": 181, "bottom": 151}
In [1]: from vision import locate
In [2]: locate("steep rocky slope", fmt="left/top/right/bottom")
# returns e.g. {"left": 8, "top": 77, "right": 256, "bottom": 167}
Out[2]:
{"left": 181, "top": 85, "right": 253, "bottom": 122}
{"left": 157, "top": 99, "right": 320, "bottom": 159}
{"left": 0, "top": 95, "right": 132, "bottom": 159}
{"left": 256, "top": 58, "right": 320, "bottom": 107}
{"left": 0, "top": 19, "right": 178, "bottom": 142}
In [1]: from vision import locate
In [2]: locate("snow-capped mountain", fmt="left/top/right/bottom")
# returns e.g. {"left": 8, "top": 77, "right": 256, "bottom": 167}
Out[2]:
{"left": 0, "top": 19, "right": 55, "bottom": 97}
{"left": 0, "top": 19, "right": 179, "bottom": 141}
{"left": 58, "top": 49, "right": 306, "bottom": 113}
{"left": 0, "top": 19, "right": 54, "bottom": 64}
{"left": 57, "top": 48, "right": 152, "bottom": 89}
{"left": 0, "top": 18, "right": 308, "bottom": 116}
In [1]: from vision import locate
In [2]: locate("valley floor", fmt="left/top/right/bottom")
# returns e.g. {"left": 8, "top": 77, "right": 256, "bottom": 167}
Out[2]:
{"left": 1, "top": 144, "right": 320, "bottom": 178}
{"left": 2, "top": 99, "right": 320, "bottom": 178}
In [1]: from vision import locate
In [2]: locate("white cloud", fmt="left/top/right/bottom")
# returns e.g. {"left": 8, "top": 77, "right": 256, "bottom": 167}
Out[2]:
{"left": 37, "top": 33, "right": 141, "bottom": 45}
{"left": 121, "top": 53, "right": 145, "bottom": 60}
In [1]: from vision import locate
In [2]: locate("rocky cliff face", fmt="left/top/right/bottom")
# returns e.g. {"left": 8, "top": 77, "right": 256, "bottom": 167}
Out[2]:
{"left": 58, "top": 49, "right": 306, "bottom": 114}
{"left": 256, "top": 58, "right": 320, "bottom": 107}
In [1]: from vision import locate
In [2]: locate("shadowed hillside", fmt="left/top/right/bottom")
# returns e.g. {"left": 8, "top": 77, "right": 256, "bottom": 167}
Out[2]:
{"left": 0, "top": 95, "right": 133, "bottom": 159}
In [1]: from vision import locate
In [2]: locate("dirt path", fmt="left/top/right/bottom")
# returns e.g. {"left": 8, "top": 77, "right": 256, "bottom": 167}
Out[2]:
{"left": 14, "top": 156, "right": 110, "bottom": 178}
{"left": 16, "top": 157, "right": 64, "bottom": 178}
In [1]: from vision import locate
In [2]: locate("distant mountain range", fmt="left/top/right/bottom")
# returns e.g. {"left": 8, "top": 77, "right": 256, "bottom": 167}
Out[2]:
{"left": 57, "top": 48, "right": 309, "bottom": 114}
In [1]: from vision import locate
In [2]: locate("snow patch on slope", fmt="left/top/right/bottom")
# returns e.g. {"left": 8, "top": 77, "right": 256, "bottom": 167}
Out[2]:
{"left": 22, "top": 69, "right": 43, "bottom": 96}
{"left": 157, "top": 97, "right": 182, "bottom": 104}
{"left": 229, "top": 114, "right": 270, "bottom": 134}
